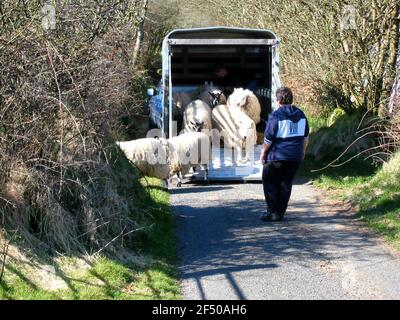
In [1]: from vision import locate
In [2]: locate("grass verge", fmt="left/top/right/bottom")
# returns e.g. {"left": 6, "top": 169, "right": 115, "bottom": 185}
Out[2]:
{"left": 0, "top": 177, "right": 180, "bottom": 300}
{"left": 301, "top": 115, "right": 400, "bottom": 251}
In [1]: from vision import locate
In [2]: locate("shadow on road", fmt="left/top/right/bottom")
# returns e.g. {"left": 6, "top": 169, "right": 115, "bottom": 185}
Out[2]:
{"left": 170, "top": 186, "right": 235, "bottom": 195}
{"left": 182, "top": 264, "right": 278, "bottom": 299}
{"left": 172, "top": 181, "right": 390, "bottom": 299}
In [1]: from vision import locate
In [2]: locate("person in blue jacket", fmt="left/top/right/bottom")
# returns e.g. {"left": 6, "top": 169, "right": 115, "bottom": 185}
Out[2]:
{"left": 259, "top": 87, "right": 309, "bottom": 222}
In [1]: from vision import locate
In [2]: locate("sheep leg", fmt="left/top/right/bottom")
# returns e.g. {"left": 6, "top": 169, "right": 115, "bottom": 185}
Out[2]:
{"left": 245, "top": 144, "right": 250, "bottom": 162}
{"left": 162, "top": 179, "right": 169, "bottom": 190}
{"left": 236, "top": 145, "right": 243, "bottom": 163}
{"left": 203, "top": 166, "right": 209, "bottom": 185}
{"left": 177, "top": 171, "right": 182, "bottom": 187}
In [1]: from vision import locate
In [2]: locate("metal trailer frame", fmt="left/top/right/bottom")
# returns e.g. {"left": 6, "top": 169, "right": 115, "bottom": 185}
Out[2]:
{"left": 159, "top": 26, "right": 282, "bottom": 181}
{"left": 161, "top": 26, "right": 282, "bottom": 139}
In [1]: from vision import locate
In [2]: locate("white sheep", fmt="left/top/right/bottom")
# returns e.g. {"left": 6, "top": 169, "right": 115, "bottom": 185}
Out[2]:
{"left": 227, "top": 88, "right": 261, "bottom": 125}
{"left": 182, "top": 99, "right": 212, "bottom": 133}
{"left": 116, "top": 134, "right": 210, "bottom": 188}
{"left": 198, "top": 82, "right": 227, "bottom": 108}
{"left": 168, "top": 132, "right": 210, "bottom": 187}
{"left": 116, "top": 138, "right": 170, "bottom": 186}
{"left": 212, "top": 104, "right": 257, "bottom": 163}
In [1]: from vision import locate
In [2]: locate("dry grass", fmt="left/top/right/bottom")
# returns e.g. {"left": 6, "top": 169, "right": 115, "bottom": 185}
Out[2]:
{"left": 0, "top": 1, "right": 175, "bottom": 256}
{"left": 0, "top": 178, "right": 180, "bottom": 300}
{"left": 0, "top": 1, "right": 178, "bottom": 300}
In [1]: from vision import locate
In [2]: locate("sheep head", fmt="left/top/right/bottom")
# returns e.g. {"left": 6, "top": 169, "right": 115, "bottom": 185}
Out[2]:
{"left": 208, "top": 90, "right": 226, "bottom": 108}
{"left": 228, "top": 88, "right": 253, "bottom": 109}
{"left": 238, "top": 118, "right": 256, "bottom": 141}
{"left": 189, "top": 119, "right": 205, "bottom": 132}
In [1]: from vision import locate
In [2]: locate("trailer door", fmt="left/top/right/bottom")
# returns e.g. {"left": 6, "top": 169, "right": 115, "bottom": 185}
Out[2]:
{"left": 161, "top": 40, "right": 174, "bottom": 138}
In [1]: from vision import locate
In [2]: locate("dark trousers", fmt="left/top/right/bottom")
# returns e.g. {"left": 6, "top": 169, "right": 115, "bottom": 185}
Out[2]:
{"left": 262, "top": 161, "right": 301, "bottom": 216}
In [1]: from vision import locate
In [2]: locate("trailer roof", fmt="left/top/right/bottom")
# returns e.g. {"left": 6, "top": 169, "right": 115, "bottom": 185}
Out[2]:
{"left": 165, "top": 26, "right": 279, "bottom": 41}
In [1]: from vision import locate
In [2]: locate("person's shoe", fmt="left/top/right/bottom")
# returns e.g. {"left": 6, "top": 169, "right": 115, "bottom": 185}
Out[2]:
{"left": 260, "top": 211, "right": 279, "bottom": 222}
{"left": 275, "top": 213, "right": 285, "bottom": 221}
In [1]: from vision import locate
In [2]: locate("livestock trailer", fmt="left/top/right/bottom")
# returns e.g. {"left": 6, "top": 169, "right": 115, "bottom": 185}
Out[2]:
{"left": 148, "top": 26, "right": 281, "bottom": 181}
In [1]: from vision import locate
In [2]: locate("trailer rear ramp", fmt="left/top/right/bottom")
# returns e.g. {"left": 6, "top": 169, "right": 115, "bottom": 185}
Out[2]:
{"left": 190, "top": 144, "right": 264, "bottom": 182}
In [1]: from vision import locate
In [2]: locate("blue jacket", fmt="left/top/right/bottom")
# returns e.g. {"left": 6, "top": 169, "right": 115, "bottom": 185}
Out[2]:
{"left": 264, "top": 105, "right": 309, "bottom": 162}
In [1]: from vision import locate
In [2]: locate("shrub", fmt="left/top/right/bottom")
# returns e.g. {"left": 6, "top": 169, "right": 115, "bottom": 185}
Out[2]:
{"left": 0, "top": 1, "right": 174, "bottom": 254}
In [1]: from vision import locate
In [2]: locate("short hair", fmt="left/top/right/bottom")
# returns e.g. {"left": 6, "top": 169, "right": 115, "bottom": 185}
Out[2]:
{"left": 214, "top": 64, "right": 227, "bottom": 72}
{"left": 276, "top": 87, "right": 293, "bottom": 104}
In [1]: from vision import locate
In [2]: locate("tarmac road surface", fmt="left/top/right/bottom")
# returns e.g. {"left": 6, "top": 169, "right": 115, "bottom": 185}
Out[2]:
{"left": 170, "top": 177, "right": 400, "bottom": 300}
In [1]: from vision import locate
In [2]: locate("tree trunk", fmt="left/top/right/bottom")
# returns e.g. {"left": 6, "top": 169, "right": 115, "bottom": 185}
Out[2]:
{"left": 389, "top": 56, "right": 400, "bottom": 114}
{"left": 379, "top": 3, "right": 399, "bottom": 117}
{"left": 132, "top": 0, "right": 149, "bottom": 69}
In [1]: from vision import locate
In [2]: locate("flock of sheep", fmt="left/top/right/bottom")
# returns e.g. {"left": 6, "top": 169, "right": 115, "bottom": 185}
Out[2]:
{"left": 117, "top": 82, "right": 262, "bottom": 187}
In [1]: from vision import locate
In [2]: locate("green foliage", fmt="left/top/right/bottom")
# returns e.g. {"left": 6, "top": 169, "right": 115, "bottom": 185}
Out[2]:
{"left": 303, "top": 152, "right": 400, "bottom": 250}
{"left": 0, "top": 178, "right": 180, "bottom": 300}
{"left": 301, "top": 115, "right": 400, "bottom": 251}
{"left": 300, "top": 157, "right": 378, "bottom": 193}
{"left": 180, "top": 0, "right": 399, "bottom": 116}
{"left": 353, "top": 152, "right": 400, "bottom": 249}
{"left": 0, "top": 257, "right": 180, "bottom": 300}
{"left": 0, "top": 0, "right": 167, "bottom": 255}
{"left": 0, "top": 0, "right": 181, "bottom": 300}
{"left": 306, "top": 115, "right": 328, "bottom": 133}
{"left": 327, "top": 108, "right": 347, "bottom": 127}
{"left": 306, "top": 113, "right": 373, "bottom": 161}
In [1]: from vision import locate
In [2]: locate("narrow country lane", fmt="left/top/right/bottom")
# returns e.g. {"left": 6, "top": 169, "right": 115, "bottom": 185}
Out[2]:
{"left": 171, "top": 177, "right": 400, "bottom": 300}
